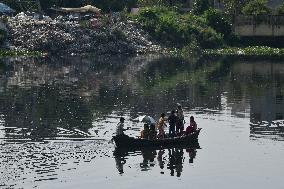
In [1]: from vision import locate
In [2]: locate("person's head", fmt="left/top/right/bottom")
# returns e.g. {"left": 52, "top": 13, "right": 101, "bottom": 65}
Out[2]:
{"left": 120, "top": 117, "right": 125, "bottom": 123}
{"left": 144, "top": 124, "right": 149, "bottom": 130}
{"left": 177, "top": 103, "right": 182, "bottom": 110}
{"left": 190, "top": 116, "right": 194, "bottom": 122}
{"left": 171, "top": 110, "right": 175, "bottom": 114}
{"left": 161, "top": 113, "right": 165, "bottom": 118}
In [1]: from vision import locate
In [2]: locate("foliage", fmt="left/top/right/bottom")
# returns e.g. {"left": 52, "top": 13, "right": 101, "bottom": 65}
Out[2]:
{"left": 242, "top": 0, "right": 271, "bottom": 15}
{"left": 181, "top": 39, "right": 201, "bottom": 58}
{"left": 220, "top": 0, "right": 245, "bottom": 15}
{"left": 192, "top": 0, "right": 211, "bottom": 15}
{"left": 204, "top": 46, "right": 284, "bottom": 57}
{"left": 137, "top": 0, "right": 186, "bottom": 7}
{"left": 276, "top": 3, "right": 284, "bottom": 15}
{"left": 203, "top": 8, "right": 232, "bottom": 39}
{"left": 135, "top": 7, "right": 223, "bottom": 49}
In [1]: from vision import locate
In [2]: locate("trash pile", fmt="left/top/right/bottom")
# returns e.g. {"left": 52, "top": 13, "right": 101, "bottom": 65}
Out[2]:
{"left": 7, "top": 12, "right": 163, "bottom": 55}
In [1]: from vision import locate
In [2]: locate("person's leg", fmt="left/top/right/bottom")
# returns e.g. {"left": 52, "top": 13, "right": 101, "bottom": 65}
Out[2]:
{"left": 170, "top": 125, "right": 175, "bottom": 137}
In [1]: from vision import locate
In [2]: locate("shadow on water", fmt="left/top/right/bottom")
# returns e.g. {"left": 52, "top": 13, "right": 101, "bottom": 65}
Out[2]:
{"left": 113, "top": 143, "right": 200, "bottom": 176}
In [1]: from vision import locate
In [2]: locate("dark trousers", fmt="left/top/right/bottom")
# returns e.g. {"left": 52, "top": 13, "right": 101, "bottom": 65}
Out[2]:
{"left": 169, "top": 125, "right": 176, "bottom": 137}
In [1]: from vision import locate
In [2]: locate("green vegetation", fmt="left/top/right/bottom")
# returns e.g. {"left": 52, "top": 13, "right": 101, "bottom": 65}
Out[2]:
{"left": 242, "top": 0, "right": 271, "bottom": 15}
{"left": 133, "top": 7, "right": 223, "bottom": 50}
{"left": 204, "top": 46, "right": 284, "bottom": 57}
{"left": 192, "top": 0, "right": 211, "bottom": 15}
{"left": 277, "top": 3, "right": 284, "bottom": 15}
{"left": 203, "top": 8, "right": 232, "bottom": 40}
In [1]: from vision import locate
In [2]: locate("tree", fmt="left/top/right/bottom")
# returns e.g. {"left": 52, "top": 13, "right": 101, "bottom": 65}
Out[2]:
{"left": 276, "top": 3, "right": 284, "bottom": 15}
{"left": 242, "top": 0, "right": 271, "bottom": 15}
{"left": 203, "top": 8, "right": 232, "bottom": 38}
{"left": 221, "top": 0, "right": 246, "bottom": 15}
{"left": 192, "top": 0, "right": 211, "bottom": 15}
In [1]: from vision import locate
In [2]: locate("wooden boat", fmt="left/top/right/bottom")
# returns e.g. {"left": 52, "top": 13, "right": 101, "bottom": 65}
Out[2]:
{"left": 113, "top": 128, "right": 201, "bottom": 148}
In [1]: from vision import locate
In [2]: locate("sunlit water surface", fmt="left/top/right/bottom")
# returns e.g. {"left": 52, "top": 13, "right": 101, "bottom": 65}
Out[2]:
{"left": 0, "top": 55, "right": 284, "bottom": 189}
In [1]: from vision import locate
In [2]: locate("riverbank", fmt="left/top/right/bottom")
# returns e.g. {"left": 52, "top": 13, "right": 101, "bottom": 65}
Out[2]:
{"left": 4, "top": 12, "right": 164, "bottom": 56}
{"left": 2, "top": 9, "right": 284, "bottom": 58}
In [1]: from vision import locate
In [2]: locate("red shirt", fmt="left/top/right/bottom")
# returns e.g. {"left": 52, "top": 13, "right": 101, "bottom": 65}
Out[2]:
{"left": 185, "top": 121, "right": 197, "bottom": 135}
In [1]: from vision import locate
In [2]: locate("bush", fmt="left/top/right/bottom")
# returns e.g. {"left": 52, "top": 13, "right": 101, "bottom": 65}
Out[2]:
{"left": 203, "top": 8, "right": 232, "bottom": 39}
{"left": 277, "top": 3, "right": 284, "bottom": 15}
{"left": 135, "top": 7, "right": 223, "bottom": 49}
{"left": 242, "top": 0, "right": 272, "bottom": 15}
{"left": 198, "top": 27, "right": 223, "bottom": 48}
{"left": 192, "top": 0, "right": 211, "bottom": 15}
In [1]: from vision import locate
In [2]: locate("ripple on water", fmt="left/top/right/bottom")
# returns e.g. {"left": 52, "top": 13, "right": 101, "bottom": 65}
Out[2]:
{"left": 0, "top": 140, "right": 114, "bottom": 188}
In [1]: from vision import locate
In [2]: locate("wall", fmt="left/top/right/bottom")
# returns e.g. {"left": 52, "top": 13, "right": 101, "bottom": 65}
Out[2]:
{"left": 234, "top": 15, "right": 284, "bottom": 36}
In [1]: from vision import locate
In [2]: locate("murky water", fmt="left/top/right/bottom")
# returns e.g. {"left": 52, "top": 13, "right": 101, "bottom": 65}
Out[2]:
{"left": 0, "top": 55, "right": 284, "bottom": 189}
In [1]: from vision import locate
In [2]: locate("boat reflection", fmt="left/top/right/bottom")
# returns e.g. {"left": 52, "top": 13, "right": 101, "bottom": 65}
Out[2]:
{"left": 113, "top": 144, "right": 200, "bottom": 176}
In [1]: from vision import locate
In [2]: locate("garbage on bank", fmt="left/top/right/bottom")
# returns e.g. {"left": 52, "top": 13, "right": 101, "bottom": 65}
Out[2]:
{"left": 4, "top": 4, "right": 162, "bottom": 55}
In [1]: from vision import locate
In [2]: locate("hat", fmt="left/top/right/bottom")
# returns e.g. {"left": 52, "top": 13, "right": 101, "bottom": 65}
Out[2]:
{"left": 177, "top": 103, "right": 182, "bottom": 107}
{"left": 120, "top": 117, "right": 125, "bottom": 121}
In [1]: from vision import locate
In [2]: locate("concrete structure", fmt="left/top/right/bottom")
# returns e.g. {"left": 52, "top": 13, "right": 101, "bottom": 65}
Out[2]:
{"left": 234, "top": 15, "right": 284, "bottom": 36}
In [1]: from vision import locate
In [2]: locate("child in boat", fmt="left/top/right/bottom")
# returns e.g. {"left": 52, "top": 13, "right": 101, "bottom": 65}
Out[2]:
{"left": 157, "top": 113, "right": 167, "bottom": 139}
{"left": 185, "top": 116, "right": 197, "bottom": 135}
{"left": 148, "top": 123, "right": 157, "bottom": 140}
{"left": 176, "top": 103, "right": 185, "bottom": 134}
{"left": 168, "top": 110, "right": 177, "bottom": 137}
{"left": 141, "top": 124, "right": 150, "bottom": 139}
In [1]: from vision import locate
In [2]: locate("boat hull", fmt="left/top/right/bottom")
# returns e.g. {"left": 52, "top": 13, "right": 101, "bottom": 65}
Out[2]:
{"left": 113, "top": 128, "right": 201, "bottom": 148}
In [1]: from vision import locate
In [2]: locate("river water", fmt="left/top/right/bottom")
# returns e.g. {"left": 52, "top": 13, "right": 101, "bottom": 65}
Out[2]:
{"left": 0, "top": 55, "right": 284, "bottom": 189}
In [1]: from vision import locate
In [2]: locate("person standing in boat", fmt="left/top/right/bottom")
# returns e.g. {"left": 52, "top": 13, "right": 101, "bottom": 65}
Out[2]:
{"left": 168, "top": 110, "right": 177, "bottom": 137}
{"left": 176, "top": 103, "right": 185, "bottom": 135}
{"left": 157, "top": 113, "right": 167, "bottom": 139}
{"left": 116, "top": 117, "right": 126, "bottom": 136}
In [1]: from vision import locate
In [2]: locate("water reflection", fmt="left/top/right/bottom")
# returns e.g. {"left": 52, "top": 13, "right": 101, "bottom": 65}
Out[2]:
{"left": 0, "top": 55, "right": 283, "bottom": 141}
{"left": 229, "top": 61, "right": 284, "bottom": 140}
{"left": 0, "top": 54, "right": 284, "bottom": 187}
{"left": 113, "top": 144, "right": 199, "bottom": 177}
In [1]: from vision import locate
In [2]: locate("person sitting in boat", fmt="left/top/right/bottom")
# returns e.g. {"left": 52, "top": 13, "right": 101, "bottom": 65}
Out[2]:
{"left": 185, "top": 116, "right": 197, "bottom": 135}
{"left": 168, "top": 110, "right": 177, "bottom": 137}
{"left": 141, "top": 124, "right": 150, "bottom": 139}
{"left": 176, "top": 103, "right": 185, "bottom": 134}
{"left": 148, "top": 123, "right": 157, "bottom": 140}
{"left": 157, "top": 113, "right": 167, "bottom": 139}
{"left": 116, "top": 117, "right": 126, "bottom": 136}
